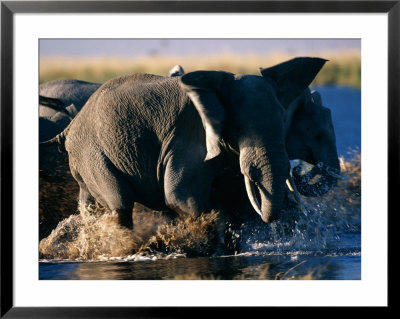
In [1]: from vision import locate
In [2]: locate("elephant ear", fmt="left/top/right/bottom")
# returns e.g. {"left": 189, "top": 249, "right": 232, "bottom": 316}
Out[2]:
{"left": 259, "top": 57, "right": 327, "bottom": 109}
{"left": 180, "top": 71, "right": 231, "bottom": 161}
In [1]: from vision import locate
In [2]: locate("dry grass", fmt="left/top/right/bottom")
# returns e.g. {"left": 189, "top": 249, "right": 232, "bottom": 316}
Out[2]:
{"left": 40, "top": 50, "right": 361, "bottom": 88}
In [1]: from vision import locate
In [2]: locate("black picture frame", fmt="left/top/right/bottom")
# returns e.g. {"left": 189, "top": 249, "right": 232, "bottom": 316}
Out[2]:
{"left": 1, "top": 1, "right": 395, "bottom": 317}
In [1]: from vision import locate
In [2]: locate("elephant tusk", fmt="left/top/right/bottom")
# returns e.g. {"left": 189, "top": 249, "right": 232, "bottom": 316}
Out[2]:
{"left": 244, "top": 175, "right": 263, "bottom": 217}
{"left": 286, "top": 176, "right": 308, "bottom": 217}
{"left": 286, "top": 178, "right": 294, "bottom": 192}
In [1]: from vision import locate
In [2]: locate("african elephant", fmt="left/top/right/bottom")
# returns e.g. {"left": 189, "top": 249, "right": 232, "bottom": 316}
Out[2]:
{"left": 39, "top": 79, "right": 101, "bottom": 141}
{"left": 168, "top": 66, "right": 341, "bottom": 200}
{"left": 39, "top": 65, "right": 185, "bottom": 141}
{"left": 41, "top": 57, "right": 326, "bottom": 230}
{"left": 39, "top": 66, "right": 186, "bottom": 239}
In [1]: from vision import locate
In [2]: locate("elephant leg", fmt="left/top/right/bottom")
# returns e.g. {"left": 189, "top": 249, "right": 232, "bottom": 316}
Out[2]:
{"left": 78, "top": 186, "right": 98, "bottom": 212}
{"left": 113, "top": 208, "right": 134, "bottom": 229}
{"left": 89, "top": 171, "right": 135, "bottom": 230}
{"left": 70, "top": 168, "right": 99, "bottom": 213}
{"left": 71, "top": 153, "right": 135, "bottom": 229}
{"left": 163, "top": 155, "right": 215, "bottom": 218}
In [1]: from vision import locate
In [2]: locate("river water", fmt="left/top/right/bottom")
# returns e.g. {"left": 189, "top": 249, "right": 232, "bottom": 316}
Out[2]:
{"left": 40, "top": 235, "right": 360, "bottom": 280}
{"left": 39, "top": 86, "right": 361, "bottom": 280}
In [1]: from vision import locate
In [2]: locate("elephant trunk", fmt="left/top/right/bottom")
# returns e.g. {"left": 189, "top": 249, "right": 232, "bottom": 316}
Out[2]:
{"left": 240, "top": 144, "right": 289, "bottom": 223}
{"left": 292, "top": 157, "right": 341, "bottom": 197}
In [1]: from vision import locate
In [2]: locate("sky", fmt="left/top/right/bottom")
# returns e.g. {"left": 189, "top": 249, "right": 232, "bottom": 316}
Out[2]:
{"left": 39, "top": 39, "right": 360, "bottom": 57}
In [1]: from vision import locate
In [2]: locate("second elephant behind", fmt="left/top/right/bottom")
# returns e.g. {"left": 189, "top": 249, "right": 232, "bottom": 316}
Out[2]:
{"left": 212, "top": 86, "right": 341, "bottom": 229}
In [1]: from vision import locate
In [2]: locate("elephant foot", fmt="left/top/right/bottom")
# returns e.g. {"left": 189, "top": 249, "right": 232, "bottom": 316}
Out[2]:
{"left": 113, "top": 209, "right": 133, "bottom": 230}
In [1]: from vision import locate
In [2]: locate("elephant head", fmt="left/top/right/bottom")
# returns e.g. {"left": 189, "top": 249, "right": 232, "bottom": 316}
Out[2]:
{"left": 284, "top": 89, "right": 342, "bottom": 196}
{"left": 180, "top": 57, "right": 326, "bottom": 222}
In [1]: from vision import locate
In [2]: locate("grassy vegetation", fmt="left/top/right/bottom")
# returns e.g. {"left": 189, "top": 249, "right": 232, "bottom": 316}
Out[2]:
{"left": 40, "top": 50, "right": 361, "bottom": 88}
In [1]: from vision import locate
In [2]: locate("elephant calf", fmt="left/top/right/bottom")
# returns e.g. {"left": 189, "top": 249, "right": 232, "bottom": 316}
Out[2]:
{"left": 42, "top": 57, "right": 326, "bottom": 230}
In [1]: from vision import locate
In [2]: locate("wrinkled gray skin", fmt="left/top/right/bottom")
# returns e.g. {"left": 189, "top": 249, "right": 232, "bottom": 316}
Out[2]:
{"left": 39, "top": 79, "right": 101, "bottom": 141}
{"left": 39, "top": 65, "right": 185, "bottom": 142}
{"left": 44, "top": 58, "right": 325, "bottom": 229}
{"left": 38, "top": 66, "right": 186, "bottom": 240}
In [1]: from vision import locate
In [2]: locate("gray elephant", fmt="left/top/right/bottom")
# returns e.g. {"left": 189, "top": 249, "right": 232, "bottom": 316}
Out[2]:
{"left": 39, "top": 65, "right": 185, "bottom": 141}
{"left": 39, "top": 79, "right": 102, "bottom": 169}
{"left": 41, "top": 57, "right": 326, "bottom": 230}
{"left": 39, "top": 79, "right": 101, "bottom": 141}
{"left": 168, "top": 65, "right": 340, "bottom": 200}
{"left": 39, "top": 65, "right": 185, "bottom": 239}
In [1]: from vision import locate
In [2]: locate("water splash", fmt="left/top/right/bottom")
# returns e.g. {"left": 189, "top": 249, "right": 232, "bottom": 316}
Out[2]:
{"left": 241, "top": 154, "right": 361, "bottom": 255}
{"left": 39, "top": 204, "right": 141, "bottom": 260}
{"left": 39, "top": 155, "right": 360, "bottom": 261}
{"left": 243, "top": 206, "right": 343, "bottom": 253}
{"left": 39, "top": 203, "right": 221, "bottom": 260}
{"left": 144, "top": 210, "right": 221, "bottom": 257}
